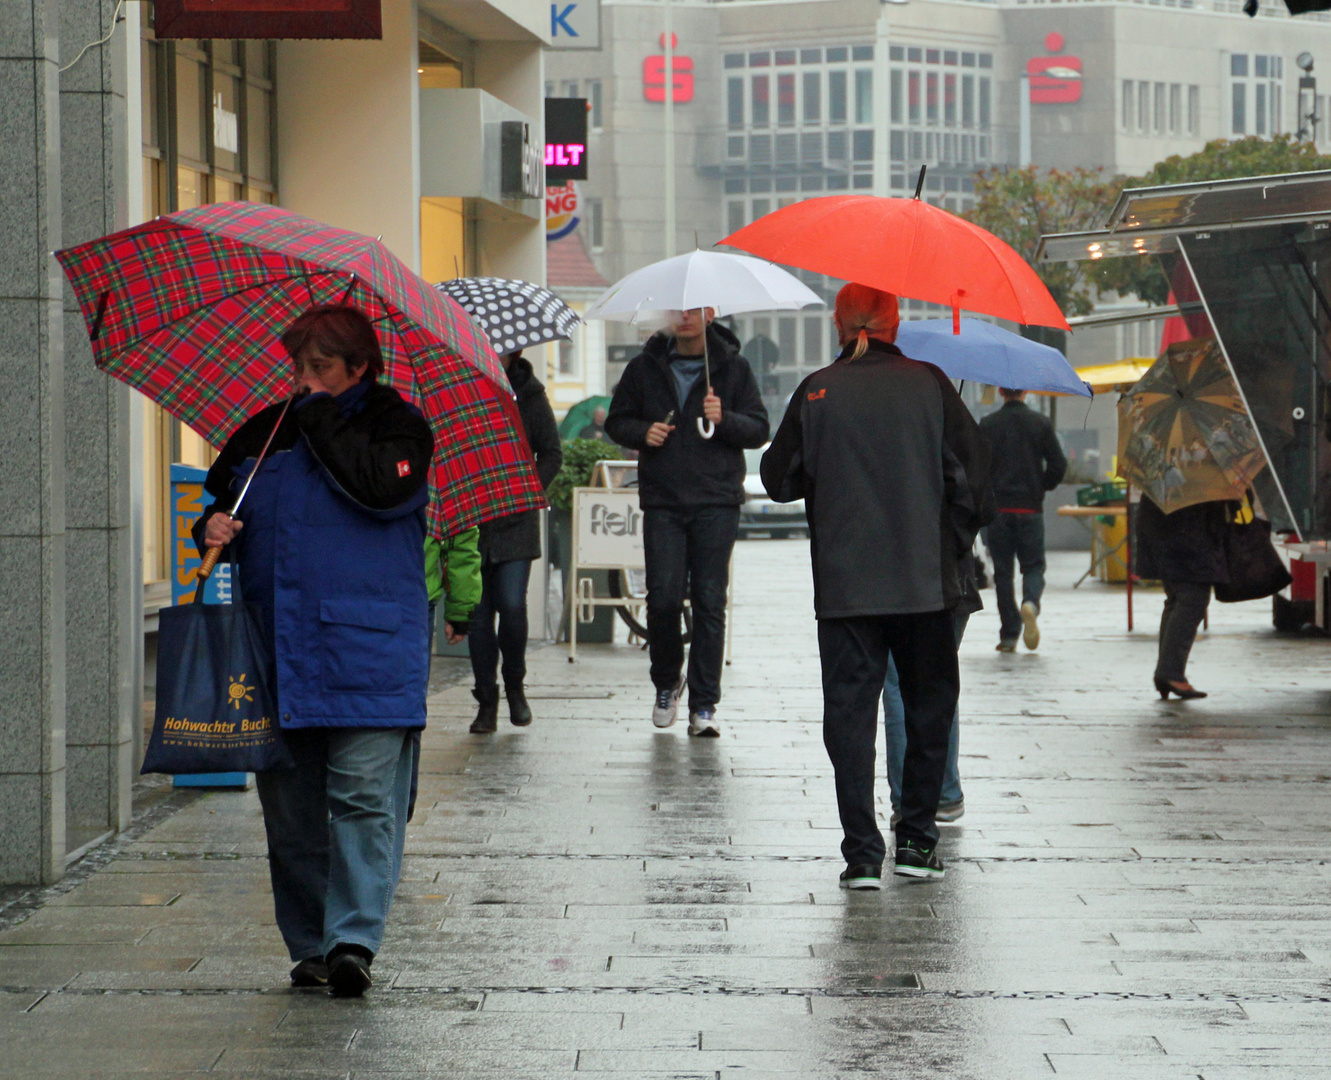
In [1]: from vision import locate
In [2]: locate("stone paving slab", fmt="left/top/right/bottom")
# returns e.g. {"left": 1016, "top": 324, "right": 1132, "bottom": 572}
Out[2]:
{"left": 5, "top": 544, "right": 1331, "bottom": 1076}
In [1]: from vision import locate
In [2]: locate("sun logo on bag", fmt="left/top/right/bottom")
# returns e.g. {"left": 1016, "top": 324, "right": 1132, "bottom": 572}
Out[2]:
{"left": 228, "top": 674, "right": 255, "bottom": 711}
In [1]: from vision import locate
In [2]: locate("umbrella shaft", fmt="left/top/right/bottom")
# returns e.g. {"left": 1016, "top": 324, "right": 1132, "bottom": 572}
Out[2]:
{"left": 229, "top": 393, "right": 298, "bottom": 518}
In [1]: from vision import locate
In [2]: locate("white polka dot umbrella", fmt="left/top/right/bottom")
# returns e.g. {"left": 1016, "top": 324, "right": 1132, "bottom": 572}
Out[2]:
{"left": 436, "top": 277, "right": 581, "bottom": 357}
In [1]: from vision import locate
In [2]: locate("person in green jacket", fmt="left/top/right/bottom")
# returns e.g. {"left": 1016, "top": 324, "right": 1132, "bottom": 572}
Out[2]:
{"left": 409, "top": 527, "right": 482, "bottom": 820}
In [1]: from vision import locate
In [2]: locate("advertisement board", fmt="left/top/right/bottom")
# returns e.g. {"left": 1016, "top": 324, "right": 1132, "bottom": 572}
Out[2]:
{"left": 574, "top": 488, "right": 645, "bottom": 569}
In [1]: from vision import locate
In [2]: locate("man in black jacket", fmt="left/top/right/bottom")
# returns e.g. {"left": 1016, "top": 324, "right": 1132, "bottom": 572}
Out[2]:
{"left": 605, "top": 309, "right": 769, "bottom": 736}
{"left": 978, "top": 389, "right": 1068, "bottom": 652}
{"left": 761, "top": 284, "right": 991, "bottom": 886}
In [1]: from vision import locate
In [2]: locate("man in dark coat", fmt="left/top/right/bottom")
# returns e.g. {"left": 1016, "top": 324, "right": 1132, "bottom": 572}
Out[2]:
{"left": 468, "top": 350, "right": 563, "bottom": 732}
{"left": 762, "top": 284, "right": 991, "bottom": 887}
{"left": 605, "top": 309, "right": 769, "bottom": 737}
{"left": 978, "top": 388, "right": 1068, "bottom": 652}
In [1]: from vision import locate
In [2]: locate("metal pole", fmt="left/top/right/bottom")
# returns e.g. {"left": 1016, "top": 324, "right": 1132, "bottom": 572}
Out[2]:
{"left": 663, "top": 0, "right": 676, "bottom": 258}
{"left": 1019, "top": 70, "right": 1031, "bottom": 167}
{"left": 873, "top": 1, "right": 891, "bottom": 197}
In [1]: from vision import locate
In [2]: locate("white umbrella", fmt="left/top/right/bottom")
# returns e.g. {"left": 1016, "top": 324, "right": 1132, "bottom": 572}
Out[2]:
{"left": 586, "top": 249, "right": 823, "bottom": 437}
{"left": 585, "top": 248, "right": 823, "bottom": 323}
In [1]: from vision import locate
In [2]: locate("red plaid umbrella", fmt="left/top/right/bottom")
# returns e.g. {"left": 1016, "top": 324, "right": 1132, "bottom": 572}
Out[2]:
{"left": 55, "top": 202, "right": 545, "bottom": 538}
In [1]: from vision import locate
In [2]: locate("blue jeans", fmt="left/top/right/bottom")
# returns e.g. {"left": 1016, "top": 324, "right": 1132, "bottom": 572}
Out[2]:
{"left": 644, "top": 506, "right": 739, "bottom": 711}
{"left": 255, "top": 727, "right": 413, "bottom": 961}
{"left": 986, "top": 512, "right": 1046, "bottom": 643}
{"left": 469, "top": 559, "right": 533, "bottom": 690}
{"left": 884, "top": 611, "right": 967, "bottom": 808}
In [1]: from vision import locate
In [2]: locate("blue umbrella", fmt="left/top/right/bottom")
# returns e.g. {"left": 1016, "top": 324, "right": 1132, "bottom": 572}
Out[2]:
{"left": 894, "top": 318, "right": 1092, "bottom": 397}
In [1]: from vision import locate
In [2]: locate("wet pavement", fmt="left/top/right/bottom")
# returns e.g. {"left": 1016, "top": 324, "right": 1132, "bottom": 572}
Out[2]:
{"left": 4, "top": 541, "right": 1331, "bottom": 1077}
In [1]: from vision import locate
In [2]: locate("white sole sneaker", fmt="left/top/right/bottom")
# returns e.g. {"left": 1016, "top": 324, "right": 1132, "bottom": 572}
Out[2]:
{"left": 651, "top": 676, "right": 685, "bottom": 728}
{"left": 687, "top": 713, "right": 720, "bottom": 737}
{"left": 1020, "top": 601, "right": 1040, "bottom": 650}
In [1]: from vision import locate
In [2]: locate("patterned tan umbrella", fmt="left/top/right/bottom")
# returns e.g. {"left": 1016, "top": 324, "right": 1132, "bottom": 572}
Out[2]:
{"left": 1117, "top": 337, "right": 1266, "bottom": 514}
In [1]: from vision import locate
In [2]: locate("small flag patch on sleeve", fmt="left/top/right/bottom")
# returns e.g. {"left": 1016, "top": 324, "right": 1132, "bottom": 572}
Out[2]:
{"left": 396, "top": 460, "right": 412, "bottom": 477}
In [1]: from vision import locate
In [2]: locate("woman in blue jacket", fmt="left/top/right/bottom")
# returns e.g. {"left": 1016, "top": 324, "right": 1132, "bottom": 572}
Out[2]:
{"left": 198, "top": 306, "right": 434, "bottom": 998}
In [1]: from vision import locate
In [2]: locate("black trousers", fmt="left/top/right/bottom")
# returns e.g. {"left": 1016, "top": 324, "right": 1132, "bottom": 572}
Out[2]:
{"left": 818, "top": 610, "right": 959, "bottom": 864}
{"left": 1156, "top": 579, "right": 1210, "bottom": 682}
{"left": 644, "top": 506, "right": 739, "bottom": 711}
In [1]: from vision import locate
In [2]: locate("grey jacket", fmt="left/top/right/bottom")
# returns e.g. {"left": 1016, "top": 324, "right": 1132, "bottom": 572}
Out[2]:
{"left": 761, "top": 341, "right": 993, "bottom": 619}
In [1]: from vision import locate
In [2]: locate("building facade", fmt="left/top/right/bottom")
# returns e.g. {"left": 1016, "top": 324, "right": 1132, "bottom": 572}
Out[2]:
{"left": 2, "top": 0, "right": 551, "bottom": 886}
{"left": 547, "top": 0, "right": 1331, "bottom": 401}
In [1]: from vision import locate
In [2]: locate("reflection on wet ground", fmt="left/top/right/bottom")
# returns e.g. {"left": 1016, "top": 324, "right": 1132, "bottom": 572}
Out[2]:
{"left": 4, "top": 545, "right": 1331, "bottom": 1077}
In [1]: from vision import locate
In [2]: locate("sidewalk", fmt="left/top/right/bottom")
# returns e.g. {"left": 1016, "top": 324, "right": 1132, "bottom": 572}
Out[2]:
{"left": 4, "top": 543, "right": 1331, "bottom": 1077}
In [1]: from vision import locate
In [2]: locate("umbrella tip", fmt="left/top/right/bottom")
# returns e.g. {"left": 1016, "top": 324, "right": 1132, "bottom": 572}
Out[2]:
{"left": 913, "top": 165, "right": 927, "bottom": 200}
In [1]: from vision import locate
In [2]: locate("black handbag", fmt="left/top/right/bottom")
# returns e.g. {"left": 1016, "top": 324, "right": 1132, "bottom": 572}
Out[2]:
{"left": 1214, "top": 512, "right": 1292, "bottom": 604}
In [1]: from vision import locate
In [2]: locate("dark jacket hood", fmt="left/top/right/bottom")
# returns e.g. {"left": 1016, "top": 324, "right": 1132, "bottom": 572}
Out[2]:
{"left": 641, "top": 321, "right": 743, "bottom": 366}
{"left": 506, "top": 354, "right": 545, "bottom": 400}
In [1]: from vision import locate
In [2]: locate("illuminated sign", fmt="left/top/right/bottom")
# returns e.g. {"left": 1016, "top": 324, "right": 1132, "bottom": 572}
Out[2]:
{"left": 155, "top": 0, "right": 381, "bottom": 39}
{"left": 1027, "top": 32, "right": 1082, "bottom": 104}
{"left": 546, "top": 98, "right": 590, "bottom": 183}
{"left": 644, "top": 32, "right": 694, "bottom": 104}
{"left": 547, "top": 182, "right": 581, "bottom": 242}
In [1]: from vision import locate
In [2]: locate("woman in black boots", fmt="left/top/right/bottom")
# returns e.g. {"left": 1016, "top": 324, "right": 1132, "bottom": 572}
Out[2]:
{"left": 470, "top": 350, "right": 563, "bottom": 732}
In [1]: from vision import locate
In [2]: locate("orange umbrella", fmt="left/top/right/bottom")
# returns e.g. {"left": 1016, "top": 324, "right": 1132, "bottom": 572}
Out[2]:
{"left": 720, "top": 192, "right": 1069, "bottom": 332}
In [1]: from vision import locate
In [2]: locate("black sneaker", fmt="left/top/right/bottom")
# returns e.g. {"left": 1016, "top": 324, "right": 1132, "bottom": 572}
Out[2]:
{"left": 327, "top": 944, "right": 373, "bottom": 997}
{"left": 894, "top": 841, "right": 945, "bottom": 879}
{"left": 289, "top": 957, "right": 328, "bottom": 987}
{"left": 838, "top": 863, "right": 882, "bottom": 890}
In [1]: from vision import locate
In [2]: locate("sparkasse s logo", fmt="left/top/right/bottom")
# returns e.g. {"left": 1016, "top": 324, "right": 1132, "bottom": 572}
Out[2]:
{"left": 1026, "top": 32, "right": 1082, "bottom": 104}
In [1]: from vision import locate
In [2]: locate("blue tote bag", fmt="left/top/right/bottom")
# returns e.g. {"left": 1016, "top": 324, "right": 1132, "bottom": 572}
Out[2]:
{"left": 142, "top": 564, "right": 292, "bottom": 775}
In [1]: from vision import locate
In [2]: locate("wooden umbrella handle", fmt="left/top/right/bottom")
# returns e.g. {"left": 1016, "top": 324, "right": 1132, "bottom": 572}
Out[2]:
{"left": 197, "top": 546, "right": 222, "bottom": 584}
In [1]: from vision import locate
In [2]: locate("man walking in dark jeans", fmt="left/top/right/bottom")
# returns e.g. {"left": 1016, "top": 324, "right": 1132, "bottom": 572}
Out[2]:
{"left": 762, "top": 285, "right": 991, "bottom": 886}
{"left": 979, "top": 388, "right": 1067, "bottom": 653}
{"left": 606, "top": 309, "right": 769, "bottom": 737}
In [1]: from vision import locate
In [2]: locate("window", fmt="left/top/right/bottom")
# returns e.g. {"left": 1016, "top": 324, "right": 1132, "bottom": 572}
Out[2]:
{"left": 725, "top": 53, "right": 744, "bottom": 69}
{"left": 1122, "top": 80, "right": 1134, "bottom": 131}
{"left": 908, "top": 71, "right": 920, "bottom": 123}
{"left": 558, "top": 336, "right": 579, "bottom": 379}
{"left": 751, "top": 197, "right": 770, "bottom": 221}
{"left": 728, "top": 77, "right": 744, "bottom": 129}
{"left": 587, "top": 197, "right": 603, "bottom": 249}
{"left": 829, "top": 70, "right": 847, "bottom": 123}
{"left": 561, "top": 80, "right": 578, "bottom": 98}
{"left": 588, "top": 79, "right": 603, "bottom": 129}
{"left": 801, "top": 48, "right": 822, "bottom": 64}
{"left": 1138, "top": 80, "right": 1150, "bottom": 131}
{"left": 1154, "top": 82, "right": 1165, "bottom": 133}
{"left": 944, "top": 73, "right": 956, "bottom": 126}
{"left": 778, "top": 73, "right": 795, "bottom": 126}
{"left": 1169, "top": 83, "right": 1181, "bottom": 135}
{"left": 803, "top": 315, "right": 824, "bottom": 369}
{"left": 752, "top": 74, "right": 770, "bottom": 127}
{"left": 890, "top": 69, "right": 902, "bottom": 123}
{"left": 728, "top": 201, "right": 745, "bottom": 235}
{"left": 852, "top": 44, "right": 874, "bottom": 62}
{"left": 1230, "top": 53, "right": 1283, "bottom": 135}
{"left": 852, "top": 129, "right": 873, "bottom": 161}
{"left": 854, "top": 69, "right": 873, "bottom": 124}
{"left": 1187, "top": 85, "right": 1200, "bottom": 135}
{"left": 804, "top": 72, "right": 821, "bottom": 123}
{"left": 775, "top": 49, "right": 796, "bottom": 66}
{"left": 926, "top": 71, "right": 938, "bottom": 124}
{"left": 979, "top": 77, "right": 990, "bottom": 129}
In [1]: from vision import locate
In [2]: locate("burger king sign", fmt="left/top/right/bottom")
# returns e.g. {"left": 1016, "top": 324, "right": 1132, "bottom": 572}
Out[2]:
{"left": 547, "top": 182, "right": 580, "bottom": 242}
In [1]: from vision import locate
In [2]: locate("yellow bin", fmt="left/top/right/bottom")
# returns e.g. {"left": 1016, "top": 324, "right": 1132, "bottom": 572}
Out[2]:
{"left": 1092, "top": 513, "right": 1129, "bottom": 583}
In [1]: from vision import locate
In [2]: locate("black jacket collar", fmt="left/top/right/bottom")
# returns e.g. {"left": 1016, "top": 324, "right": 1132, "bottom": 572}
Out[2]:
{"left": 834, "top": 338, "right": 905, "bottom": 362}
{"left": 642, "top": 321, "right": 743, "bottom": 370}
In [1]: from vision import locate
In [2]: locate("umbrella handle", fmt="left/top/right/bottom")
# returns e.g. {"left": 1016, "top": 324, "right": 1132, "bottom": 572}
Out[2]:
{"left": 697, "top": 416, "right": 716, "bottom": 439}
{"left": 197, "top": 546, "right": 222, "bottom": 586}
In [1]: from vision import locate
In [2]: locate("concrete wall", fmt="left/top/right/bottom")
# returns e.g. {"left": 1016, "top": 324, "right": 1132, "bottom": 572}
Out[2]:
{"left": 1, "top": 0, "right": 133, "bottom": 885}
{"left": 277, "top": 0, "right": 423, "bottom": 271}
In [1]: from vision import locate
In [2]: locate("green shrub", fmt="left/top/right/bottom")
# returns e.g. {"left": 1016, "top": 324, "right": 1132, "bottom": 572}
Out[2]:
{"left": 547, "top": 438, "right": 627, "bottom": 511}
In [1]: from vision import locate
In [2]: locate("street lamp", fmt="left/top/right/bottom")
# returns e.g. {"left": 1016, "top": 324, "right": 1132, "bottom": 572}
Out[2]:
{"left": 1297, "top": 52, "right": 1318, "bottom": 143}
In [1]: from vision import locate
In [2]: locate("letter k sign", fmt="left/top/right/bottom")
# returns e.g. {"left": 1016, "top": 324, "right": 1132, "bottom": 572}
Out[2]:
{"left": 552, "top": 3, "right": 578, "bottom": 37}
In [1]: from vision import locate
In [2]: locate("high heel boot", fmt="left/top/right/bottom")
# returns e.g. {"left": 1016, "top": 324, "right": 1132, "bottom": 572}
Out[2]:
{"left": 469, "top": 686, "right": 499, "bottom": 733}
{"left": 506, "top": 684, "right": 532, "bottom": 727}
{"left": 1154, "top": 675, "right": 1207, "bottom": 700}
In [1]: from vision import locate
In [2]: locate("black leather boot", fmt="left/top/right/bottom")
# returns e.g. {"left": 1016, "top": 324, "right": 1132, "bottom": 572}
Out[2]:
{"left": 469, "top": 686, "right": 499, "bottom": 733}
{"left": 505, "top": 683, "right": 532, "bottom": 727}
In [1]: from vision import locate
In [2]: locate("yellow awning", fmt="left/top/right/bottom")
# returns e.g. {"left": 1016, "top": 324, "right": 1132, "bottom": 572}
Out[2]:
{"left": 1075, "top": 358, "right": 1155, "bottom": 392}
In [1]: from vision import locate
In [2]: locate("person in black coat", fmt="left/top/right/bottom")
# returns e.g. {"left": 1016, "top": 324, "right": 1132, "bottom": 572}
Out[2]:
{"left": 605, "top": 310, "right": 769, "bottom": 737}
{"left": 761, "top": 284, "right": 992, "bottom": 886}
{"left": 468, "top": 351, "right": 563, "bottom": 732}
{"left": 1134, "top": 495, "right": 1232, "bottom": 700}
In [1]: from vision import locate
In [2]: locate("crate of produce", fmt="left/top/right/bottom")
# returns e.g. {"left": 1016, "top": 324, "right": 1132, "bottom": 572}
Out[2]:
{"left": 1077, "top": 481, "right": 1127, "bottom": 507}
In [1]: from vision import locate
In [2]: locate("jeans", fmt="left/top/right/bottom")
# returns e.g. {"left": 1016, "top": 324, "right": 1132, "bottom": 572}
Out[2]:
{"left": 1157, "top": 579, "right": 1211, "bottom": 682}
{"left": 469, "top": 559, "right": 533, "bottom": 690}
{"left": 884, "top": 611, "right": 968, "bottom": 808}
{"left": 818, "top": 610, "right": 959, "bottom": 863}
{"left": 644, "top": 506, "right": 740, "bottom": 711}
{"left": 255, "top": 726, "right": 413, "bottom": 961}
{"left": 986, "top": 512, "right": 1047, "bottom": 642}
